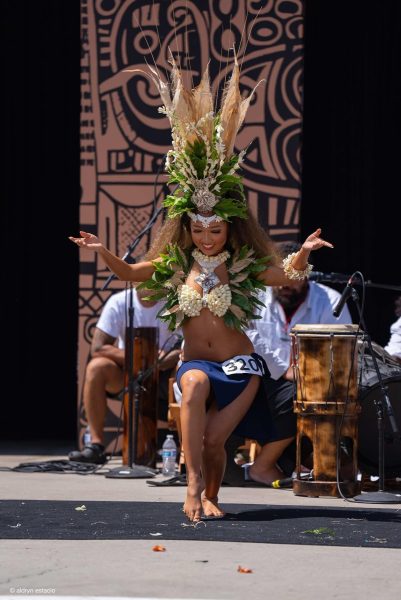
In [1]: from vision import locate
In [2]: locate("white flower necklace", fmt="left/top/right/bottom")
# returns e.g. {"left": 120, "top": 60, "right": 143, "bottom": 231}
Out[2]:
{"left": 192, "top": 248, "right": 230, "bottom": 270}
{"left": 192, "top": 248, "right": 230, "bottom": 293}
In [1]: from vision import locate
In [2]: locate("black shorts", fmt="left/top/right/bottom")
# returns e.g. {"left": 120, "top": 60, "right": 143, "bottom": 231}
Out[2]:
{"left": 261, "top": 375, "right": 296, "bottom": 442}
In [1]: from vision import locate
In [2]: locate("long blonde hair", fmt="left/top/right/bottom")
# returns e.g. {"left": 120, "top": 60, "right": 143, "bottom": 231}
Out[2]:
{"left": 145, "top": 211, "right": 279, "bottom": 263}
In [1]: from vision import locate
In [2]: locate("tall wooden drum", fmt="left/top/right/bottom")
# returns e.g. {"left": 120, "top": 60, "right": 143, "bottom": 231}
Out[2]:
{"left": 291, "top": 324, "right": 363, "bottom": 497}
{"left": 123, "top": 326, "right": 159, "bottom": 468}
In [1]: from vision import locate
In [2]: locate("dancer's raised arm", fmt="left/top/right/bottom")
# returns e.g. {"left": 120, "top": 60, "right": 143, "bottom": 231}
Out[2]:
{"left": 69, "top": 231, "right": 156, "bottom": 282}
{"left": 260, "top": 228, "right": 334, "bottom": 286}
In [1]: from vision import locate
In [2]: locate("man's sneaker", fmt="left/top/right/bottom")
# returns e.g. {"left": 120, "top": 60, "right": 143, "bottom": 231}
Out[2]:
{"left": 68, "top": 443, "right": 107, "bottom": 465}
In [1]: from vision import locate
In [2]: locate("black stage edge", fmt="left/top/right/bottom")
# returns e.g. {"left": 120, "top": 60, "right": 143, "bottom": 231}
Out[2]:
{"left": 1, "top": 500, "right": 401, "bottom": 548}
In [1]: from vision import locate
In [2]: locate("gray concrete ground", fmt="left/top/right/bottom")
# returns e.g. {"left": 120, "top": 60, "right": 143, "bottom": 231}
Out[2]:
{"left": 0, "top": 443, "right": 400, "bottom": 600}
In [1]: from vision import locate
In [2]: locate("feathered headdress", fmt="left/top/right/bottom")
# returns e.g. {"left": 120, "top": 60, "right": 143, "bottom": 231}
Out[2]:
{"left": 127, "top": 49, "right": 262, "bottom": 225}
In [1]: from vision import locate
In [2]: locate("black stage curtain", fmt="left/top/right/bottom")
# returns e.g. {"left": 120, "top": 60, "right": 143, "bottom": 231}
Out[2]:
{"left": 1, "top": 1, "right": 80, "bottom": 440}
{"left": 301, "top": 0, "right": 401, "bottom": 346}
{"left": 1, "top": 1, "right": 400, "bottom": 439}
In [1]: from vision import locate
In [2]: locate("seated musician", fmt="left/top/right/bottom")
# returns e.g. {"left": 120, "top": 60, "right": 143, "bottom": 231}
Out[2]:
{"left": 384, "top": 295, "right": 401, "bottom": 365}
{"left": 68, "top": 288, "right": 182, "bottom": 464}
{"left": 244, "top": 240, "right": 353, "bottom": 485}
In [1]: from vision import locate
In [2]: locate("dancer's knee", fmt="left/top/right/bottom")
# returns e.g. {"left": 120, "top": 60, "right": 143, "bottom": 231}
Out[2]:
{"left": 181, "top": 371, "right": 210, "bottom": 406}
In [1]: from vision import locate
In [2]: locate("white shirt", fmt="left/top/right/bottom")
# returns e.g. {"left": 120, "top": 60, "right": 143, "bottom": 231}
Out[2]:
{"left": 246, "top": 282, "right": 353, "bottom": 379}
{"left": 96, "top": 289, "right": 179, "bottom": 351}
{"left": 384, "top": 317, "right": 401, "bottom": 358}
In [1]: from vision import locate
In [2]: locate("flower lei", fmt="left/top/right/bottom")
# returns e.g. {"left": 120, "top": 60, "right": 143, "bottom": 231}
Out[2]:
{"left": 137, "top": 245, "right": 270, "bottom": 331}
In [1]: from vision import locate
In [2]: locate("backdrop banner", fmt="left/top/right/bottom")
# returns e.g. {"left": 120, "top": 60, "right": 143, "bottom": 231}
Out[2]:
{"left": 79, "top": 0, "right": 304, "bottom": 451}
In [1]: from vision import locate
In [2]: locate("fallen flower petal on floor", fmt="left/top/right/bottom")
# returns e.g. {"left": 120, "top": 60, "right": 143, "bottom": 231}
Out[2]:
{"left": 237, "top": 566, "right": 253, "bottom": 573}
{"left": 75, "top": 505, "right": 87, "bottom": 511}
{"left": 152, "top": 545, "right": 166, "bottom": 552}
{"left": 149, "top": 532, "right": 162, "bottom": 536}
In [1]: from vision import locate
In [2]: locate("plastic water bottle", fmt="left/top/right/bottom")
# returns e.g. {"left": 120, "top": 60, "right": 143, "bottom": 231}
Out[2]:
{"left": 162, "top": 434, "right": 177, "bottom": 477}
{"left": 83, "top": 426, "right": 91, "bottom": 446}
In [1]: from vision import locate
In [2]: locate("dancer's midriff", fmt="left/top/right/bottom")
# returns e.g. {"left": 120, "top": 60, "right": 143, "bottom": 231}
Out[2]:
{"left": 182, "top": 310, "right": 253, "bottom": 362}
{"left": 181, "top": 263, "right": 254, "bottom": 362}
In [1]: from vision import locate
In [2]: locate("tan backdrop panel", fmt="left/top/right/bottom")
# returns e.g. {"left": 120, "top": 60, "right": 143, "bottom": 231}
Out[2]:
{"left": 79, "top": 0, "right": 304, "bottom": 449}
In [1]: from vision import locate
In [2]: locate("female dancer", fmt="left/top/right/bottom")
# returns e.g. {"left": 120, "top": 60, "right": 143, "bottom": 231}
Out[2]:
{"left": 70, "top": 57, "right": 333, "bottom": 521}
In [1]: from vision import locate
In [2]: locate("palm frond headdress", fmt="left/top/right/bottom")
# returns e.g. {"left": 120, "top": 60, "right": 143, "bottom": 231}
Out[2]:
{"left": 128, "top": 50, "right": 262, "bottom": 226}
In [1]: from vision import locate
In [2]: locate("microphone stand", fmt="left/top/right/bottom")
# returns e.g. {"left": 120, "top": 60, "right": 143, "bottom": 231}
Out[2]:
{"left": 101, "top": 156, "right": 171, "bottom": 291}
{"left": 103, "top": 192, "right": 166, "bottom": 478}
{"left": 364, "top": 281, "right": 401, "bottom": 292}
{"left": 310, "top": 272, "right": 401, "bottom": 292}
{"left": 105, "top": 285, "right": 157, "bottom": 478}
{"left": 101, "top": 203, "right": 165, "bottom": 291}
{"left": 346, "top": 287, "right": 401, "bottom": 503}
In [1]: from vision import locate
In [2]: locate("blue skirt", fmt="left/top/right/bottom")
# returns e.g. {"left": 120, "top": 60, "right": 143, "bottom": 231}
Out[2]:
{"left": 176, "top": 353, "right": 295, "bottom": 444}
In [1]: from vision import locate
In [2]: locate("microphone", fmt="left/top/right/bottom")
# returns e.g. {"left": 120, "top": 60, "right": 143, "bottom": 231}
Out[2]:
{"left": 309, "top": 271, "right": 355, "bottom": 283}
{"left": 332, "top": 275, "right": 355, "bottom": 317}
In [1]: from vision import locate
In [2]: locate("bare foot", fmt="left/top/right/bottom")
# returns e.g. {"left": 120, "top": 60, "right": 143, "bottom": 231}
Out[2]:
{"left": 183, "top": 475, "right": 204, "bottom": 522}
{"left": 248, "top": 464, "right": 284, "bottom": 485}
{"left": 201, "top": 494, "right": 225, "bottom": 518}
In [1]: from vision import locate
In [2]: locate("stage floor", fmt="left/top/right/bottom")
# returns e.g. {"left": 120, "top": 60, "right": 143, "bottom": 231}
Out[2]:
{"left": 0, "top": 442, "right": 400, "bottom": 600}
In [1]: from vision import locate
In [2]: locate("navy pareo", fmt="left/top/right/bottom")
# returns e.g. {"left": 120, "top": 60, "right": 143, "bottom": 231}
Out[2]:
{"left": 176, "top": 353, "right": 295, "bottom": 444}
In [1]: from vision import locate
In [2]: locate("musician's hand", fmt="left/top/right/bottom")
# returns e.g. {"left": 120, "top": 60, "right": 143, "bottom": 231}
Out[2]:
{"left": 69, "top": 230, "right": 103, "bottom": 250}
{"left": 158, "top": 348, "right": 181, "bottom": 372}
{"left": 302, "top": 228, "right": 334, "bottom": 252}
{"left": 283, "top": 366, "right": 295, "bottom": 381}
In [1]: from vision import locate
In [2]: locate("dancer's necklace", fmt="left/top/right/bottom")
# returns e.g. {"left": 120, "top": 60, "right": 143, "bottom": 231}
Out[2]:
{"left": 192, "top": 248, "right": 230, "bottom": 293}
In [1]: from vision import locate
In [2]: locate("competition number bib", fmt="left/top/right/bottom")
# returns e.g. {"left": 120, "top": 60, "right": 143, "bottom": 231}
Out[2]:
{"left": 222, "top": 355, "right": 264, "bottom": 377}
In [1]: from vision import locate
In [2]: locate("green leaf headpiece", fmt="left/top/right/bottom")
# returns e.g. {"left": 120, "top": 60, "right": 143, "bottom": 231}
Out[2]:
{"left": 128, "top": 50, "right": 263, "bottom": 225}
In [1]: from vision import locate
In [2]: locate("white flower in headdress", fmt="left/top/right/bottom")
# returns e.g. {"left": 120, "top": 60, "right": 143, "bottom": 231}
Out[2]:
{"left": 192, "top": 178, "right": 218, "bottom": 211}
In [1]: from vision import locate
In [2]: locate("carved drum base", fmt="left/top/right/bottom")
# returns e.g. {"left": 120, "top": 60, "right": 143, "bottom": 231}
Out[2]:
{"left": 294, "top": 412, "right": 361, "bottom": 498}
{"left": 293, "top": 478, "right": 361, "bottom": 497}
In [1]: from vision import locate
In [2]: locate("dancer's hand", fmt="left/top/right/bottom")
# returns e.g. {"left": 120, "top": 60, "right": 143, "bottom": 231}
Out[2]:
{"left": 302, "top": 228, "right": 333, "bottom": 252}
{"left": 69, "top": 230, "right": 103, "bottom": 250}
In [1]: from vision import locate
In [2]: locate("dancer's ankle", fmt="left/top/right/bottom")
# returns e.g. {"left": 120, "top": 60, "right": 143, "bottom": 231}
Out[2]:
{"left": 202, "top": 493, "right": 218, "bottom": 502}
